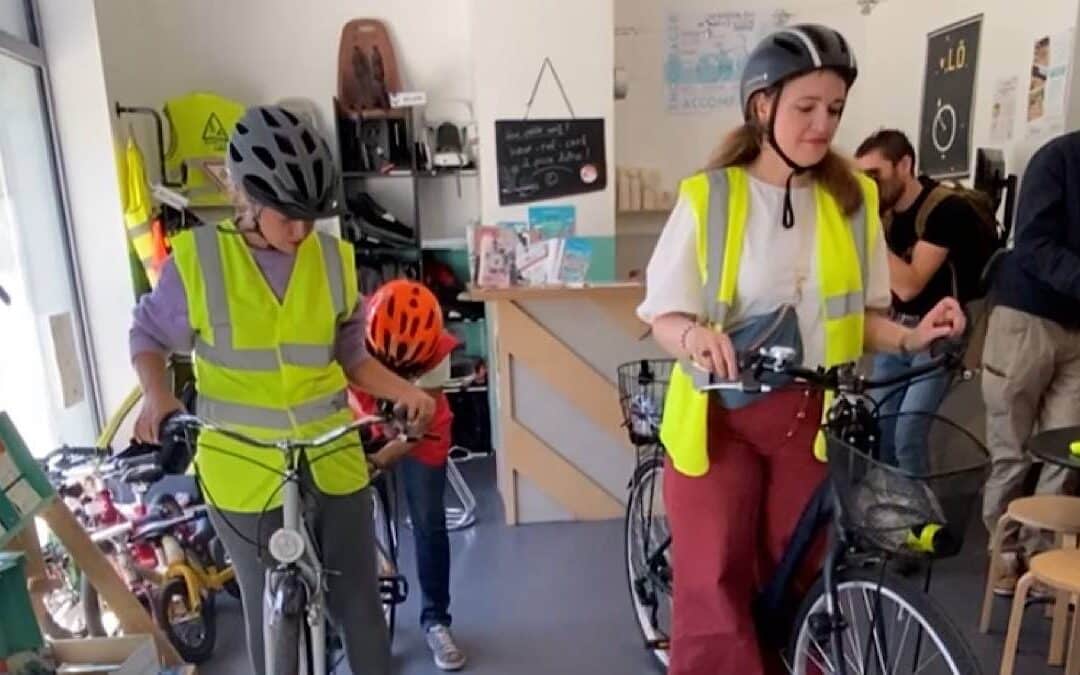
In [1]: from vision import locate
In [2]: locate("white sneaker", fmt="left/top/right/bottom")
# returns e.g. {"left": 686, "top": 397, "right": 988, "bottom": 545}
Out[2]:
{"left": 426, "top": 624, "right": 467, "bottom": 671}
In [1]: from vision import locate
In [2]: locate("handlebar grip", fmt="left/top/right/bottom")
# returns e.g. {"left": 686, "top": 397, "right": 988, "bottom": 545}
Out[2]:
{"left": 929, "top": 337, "right": 965, "bottom": 360}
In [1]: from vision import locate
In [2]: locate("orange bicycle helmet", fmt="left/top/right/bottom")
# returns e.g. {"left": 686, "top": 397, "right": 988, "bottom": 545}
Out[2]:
{"left": 365, "top": 279, "right": 444, "bottom": 374}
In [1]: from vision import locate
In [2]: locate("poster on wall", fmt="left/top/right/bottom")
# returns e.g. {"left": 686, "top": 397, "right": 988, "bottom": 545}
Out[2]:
{"left": 663, "top": 9, "right": 792, "bottom": 114}
{"left": 1027, "top": 29, "right": 1074, "bottom": 137}
{"left": 990, "top": 76, "right": 1019, "bottom": 144}
{"left": 918, "top": 15, "right": 982, "bottom": 179}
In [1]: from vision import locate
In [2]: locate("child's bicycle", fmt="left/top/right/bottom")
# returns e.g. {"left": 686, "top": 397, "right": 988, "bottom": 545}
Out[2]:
{"left": 160, "top": 407, "right": 420, "bottom": 675}
{"left": 618, "top": 344, "right": 989, "bottom": 674}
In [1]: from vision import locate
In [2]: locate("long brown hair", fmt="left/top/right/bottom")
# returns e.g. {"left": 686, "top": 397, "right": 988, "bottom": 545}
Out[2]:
{"left": 704, "top": 118, "right": 864, "bottom": 217}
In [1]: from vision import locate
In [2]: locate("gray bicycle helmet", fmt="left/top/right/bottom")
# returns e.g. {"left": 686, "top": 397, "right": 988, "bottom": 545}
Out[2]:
{"left": 740, "top": 24, "right": 858, "bottom": 120}
{"left": 227, "top": 105, "right": 339, "bottom": 220}
{"left": 739, "top": 24, "right": 858, "bottom": 229}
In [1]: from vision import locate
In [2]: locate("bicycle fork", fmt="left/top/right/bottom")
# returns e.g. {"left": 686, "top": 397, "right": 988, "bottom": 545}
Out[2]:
{"left": 264, "top": 466, "right": 328, "bottom": 675}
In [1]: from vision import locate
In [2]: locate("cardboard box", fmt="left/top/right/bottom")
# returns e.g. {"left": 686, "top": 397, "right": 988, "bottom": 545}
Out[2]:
{"left": 48, "top": 635, "right": 195, "bottom": 675}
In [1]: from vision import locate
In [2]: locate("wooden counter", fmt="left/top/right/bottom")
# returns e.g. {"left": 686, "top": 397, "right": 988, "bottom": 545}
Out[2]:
{"left": 467, "top": 283, "right": 666, "bottom": 525}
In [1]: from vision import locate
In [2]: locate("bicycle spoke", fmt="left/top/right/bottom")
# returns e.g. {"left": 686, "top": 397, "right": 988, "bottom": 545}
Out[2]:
{"left": 856, "top": 588, "right": 888, "bottom": 675}
{"left": 810, "top": 636, "right": 837, "bottom": 673}
{"left": 890, "top": 604, "right": 914, "bottom": 674}
{"left": 912, "top": 647, "right": 945, "bottom": 674}
{"left": 844, "top": 590, "right": 865, "bottom": 675}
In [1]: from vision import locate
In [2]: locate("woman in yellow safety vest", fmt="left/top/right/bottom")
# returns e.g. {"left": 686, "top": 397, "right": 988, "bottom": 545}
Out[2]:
{"left": 130, "top": 105, "right": 430, "bottom": 675}
{"left": 637, "top": 25, "right": 964, "bottom": 675}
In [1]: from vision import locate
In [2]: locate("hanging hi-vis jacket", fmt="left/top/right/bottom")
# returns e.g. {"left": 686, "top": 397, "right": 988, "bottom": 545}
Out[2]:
{"left": 171, "top": 223, "right": 364, "bottom": 512}
{"left": 659, "top": 166, "right": 881, "bottom": 476}
{"left": 164, "top": 92, "right": 245, "bottom": 207}
{"left": 119, "top": 138, "right": 168, "bottom": 289}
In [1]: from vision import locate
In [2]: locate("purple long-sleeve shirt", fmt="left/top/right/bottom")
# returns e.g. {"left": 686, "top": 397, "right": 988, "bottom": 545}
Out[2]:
{"left": 129, "top": 244, "right": 368, "bottom": 372}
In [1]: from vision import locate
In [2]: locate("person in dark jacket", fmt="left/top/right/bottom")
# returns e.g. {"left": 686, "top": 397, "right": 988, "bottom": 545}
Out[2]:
{"left": 982, "top": 131, "right": 1080, "bottom": 596}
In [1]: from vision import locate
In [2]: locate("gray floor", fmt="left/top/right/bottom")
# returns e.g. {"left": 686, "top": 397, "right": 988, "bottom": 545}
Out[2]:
{"left": 200, "top": 457, "right": 1063, "bottom": 675}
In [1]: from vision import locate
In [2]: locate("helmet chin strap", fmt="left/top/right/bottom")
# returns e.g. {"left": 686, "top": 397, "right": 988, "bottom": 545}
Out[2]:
{"left": 765, "top": 89, "right": 816, "bottom": 230}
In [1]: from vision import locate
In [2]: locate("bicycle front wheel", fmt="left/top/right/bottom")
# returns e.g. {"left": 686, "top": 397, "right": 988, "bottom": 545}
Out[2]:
{"left": 624, "top": 456, "right": 671, "bottom": 670}
{"left": 372, "top": 475, "right": 399, "bottom": 641}
{"left": 788, "top": 567, "right": 982, "bottom": 675}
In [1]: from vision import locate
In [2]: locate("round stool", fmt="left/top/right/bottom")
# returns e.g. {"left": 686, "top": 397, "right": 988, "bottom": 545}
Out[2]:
{"left": 1000, "top": 548, "right": 1080, "bottom": 675}
{"left": 981, "top": 496, "right": 1080, "bottom": 666}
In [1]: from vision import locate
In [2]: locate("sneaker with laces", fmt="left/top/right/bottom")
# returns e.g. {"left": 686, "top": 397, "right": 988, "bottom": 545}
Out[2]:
{"left": 426, "top": 624, "right": 467, "bottom": 671}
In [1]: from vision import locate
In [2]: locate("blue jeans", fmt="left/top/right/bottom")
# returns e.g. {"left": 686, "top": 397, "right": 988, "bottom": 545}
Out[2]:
{"left": 400, "top": 456, "right": 452, "bottom": 629}
{"left": 871, "top": 351, "right": 951, "bottom": 475}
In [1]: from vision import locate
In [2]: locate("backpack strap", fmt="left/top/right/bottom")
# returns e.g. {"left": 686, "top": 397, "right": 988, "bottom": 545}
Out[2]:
{"left": 914, "top": 184, "right": 960, "bottom": 299}
{"left": 913, "top": 185, "right": 954, "bottom": 240}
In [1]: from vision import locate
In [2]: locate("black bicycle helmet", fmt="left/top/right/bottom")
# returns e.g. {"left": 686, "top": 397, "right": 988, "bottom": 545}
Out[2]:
{"left": 226, "top": 105, "right": 339, "bottom": 220}
{"left": 739, "top": 24, "right": 857, "bottom": 229}
{"left": 740, "top": 24, "right": 858, "bottom": 119}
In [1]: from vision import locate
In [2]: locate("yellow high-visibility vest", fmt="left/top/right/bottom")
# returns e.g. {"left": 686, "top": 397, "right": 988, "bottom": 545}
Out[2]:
{"left": 119, "top": 138, "right": 160, "bottom": 288}
{"left": 171, "top": 223, "right": 364, "bottom": 512}
{"left": 164, "top": 92, "right": 245, "bottom": 207}
{"left": 659, "top": 166, "right": 881, "bottom": 476}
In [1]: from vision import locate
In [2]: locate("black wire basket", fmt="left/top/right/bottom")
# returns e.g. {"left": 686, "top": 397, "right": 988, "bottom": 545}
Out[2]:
{"left": 616, "top": 359, "right": 675, "bottom": 447}
{"left": 827, "top": 412, "right": 990, "bottom": 560}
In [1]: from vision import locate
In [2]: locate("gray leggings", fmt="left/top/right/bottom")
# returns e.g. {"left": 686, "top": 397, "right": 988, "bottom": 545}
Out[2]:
{"left": 208, "top": 484, "right": 390, "bottom": 675}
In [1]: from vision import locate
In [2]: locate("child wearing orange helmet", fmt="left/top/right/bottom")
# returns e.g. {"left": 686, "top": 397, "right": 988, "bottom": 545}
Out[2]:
{"left": 348, "top": 279, "right": 467, "bottom": 671}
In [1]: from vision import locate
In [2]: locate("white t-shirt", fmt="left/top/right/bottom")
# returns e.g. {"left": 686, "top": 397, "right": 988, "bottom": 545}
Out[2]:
{"left": 637, "top": 174, "right": 891, "bottom": 367}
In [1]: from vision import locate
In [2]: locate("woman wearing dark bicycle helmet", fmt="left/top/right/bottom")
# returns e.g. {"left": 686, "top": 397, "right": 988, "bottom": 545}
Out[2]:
{"left": 637, "top": 25, "right": 965, "bottom": 674}
{"left": 130, "top": 105, "right": 433, "bottom": 675}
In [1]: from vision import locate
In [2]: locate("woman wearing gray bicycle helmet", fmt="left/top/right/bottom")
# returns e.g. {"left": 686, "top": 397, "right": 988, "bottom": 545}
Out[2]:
{"left": 637, "top": 25, "right": 964, "bottom": 674}
{"left": 130, "top": 105, "right": 434, "bottom": 675}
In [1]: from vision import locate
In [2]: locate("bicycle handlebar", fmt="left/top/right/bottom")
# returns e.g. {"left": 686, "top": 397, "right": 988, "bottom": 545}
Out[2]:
{"left": 701, "top": 338, "right": 967, "bottom": 396}
{"left": 159, "top": 409, "right": 434, "bottom": 453}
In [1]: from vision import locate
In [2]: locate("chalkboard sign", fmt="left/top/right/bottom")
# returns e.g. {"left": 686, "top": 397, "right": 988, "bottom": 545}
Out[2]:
{"left": 919, "top": 15, "right": 982, "bottom": 178}
{"left": 495, "top": 118, "right": 607, "bottom": 206}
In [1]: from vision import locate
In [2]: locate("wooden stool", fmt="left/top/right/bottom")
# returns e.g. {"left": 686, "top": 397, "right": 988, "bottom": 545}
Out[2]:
{"left": 1000, "top": 549, "right": 1080, "bottom": 675}
{"left": 981, "top": 495, "right": 1080, "bottom": 667}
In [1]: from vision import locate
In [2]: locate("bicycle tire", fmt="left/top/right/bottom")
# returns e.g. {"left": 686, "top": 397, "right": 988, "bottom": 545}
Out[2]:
{"left": 372, "top": 476, "right": 398, "bottom": 641}
{"left": 788, "top": 567, "right": 982, "bottom": 675}
{"left": 267, "top": 575, "right": 305, "bottom": 675}
{"left": 624, "top": 457, "right": 670, "bottom": 671}
{"left": 156, "top": 577, "right": 217, "bottom": 663}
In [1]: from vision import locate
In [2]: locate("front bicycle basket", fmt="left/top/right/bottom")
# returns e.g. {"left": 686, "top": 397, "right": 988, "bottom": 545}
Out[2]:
{"left": 617, "top": 360, "right": 675, "bottom": 447}
{"left": 827, "top": 412, "right": 989, "bottom": 560}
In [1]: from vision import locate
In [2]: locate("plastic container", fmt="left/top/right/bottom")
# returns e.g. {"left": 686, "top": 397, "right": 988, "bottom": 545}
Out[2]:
{"left": 0, "top": 553, "right": 43, "bottom": 659}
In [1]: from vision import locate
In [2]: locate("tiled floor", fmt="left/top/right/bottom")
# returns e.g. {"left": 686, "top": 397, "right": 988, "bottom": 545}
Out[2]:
{"left": 200, "top": 458, "right": 1060, "bottom": 674}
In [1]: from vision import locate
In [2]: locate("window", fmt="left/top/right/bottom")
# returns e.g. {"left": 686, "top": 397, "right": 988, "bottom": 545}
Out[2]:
{"left": 0, "top": 2, "right": 99, "bottom": 454}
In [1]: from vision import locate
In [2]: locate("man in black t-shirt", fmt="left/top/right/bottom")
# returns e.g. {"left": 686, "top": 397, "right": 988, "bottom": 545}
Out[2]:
{"left": 855, "top": 129, "right": 982, "bottom": 477}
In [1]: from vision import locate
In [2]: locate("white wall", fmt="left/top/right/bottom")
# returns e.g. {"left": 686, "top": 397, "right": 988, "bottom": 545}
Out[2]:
{"left": 615, "top": 0, "right": 867, "bottom": 199}
{"left": 856, "top": 0, "right": 1080, "bottom": 183}
{"left": 94, "top": 0, "right": 473, "bottom": 183}
{"left": 616, "top": 0, "right": 1080, "bottom": 200}
{"left": 39, "top": 0, "right": 137, "bottom": 425}
{"left": 471, "top": 0, "right": 616, "bottom": 236}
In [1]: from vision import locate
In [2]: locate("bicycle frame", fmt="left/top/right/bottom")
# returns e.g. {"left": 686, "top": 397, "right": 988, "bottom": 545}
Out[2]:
{"left": 264, "top": 443, "right": 330, "bottom": 675}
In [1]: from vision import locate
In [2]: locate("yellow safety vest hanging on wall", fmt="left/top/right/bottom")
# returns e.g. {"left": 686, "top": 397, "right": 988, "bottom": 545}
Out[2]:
{"left": 164, "top": 92, "right": 245, "bottom": 207}
{"left": 119, "top": 137, "right": 160, "bottom": 288}
{"left": 171, "top": 223, "right": 364, "bottom": 512}
{"left": 659, "top": 166, "right": 881, "bottom": 477}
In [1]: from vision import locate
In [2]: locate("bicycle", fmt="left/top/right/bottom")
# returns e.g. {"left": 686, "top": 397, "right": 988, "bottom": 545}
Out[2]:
{"left": 160, "top": 408, "right": 421, "bottom": 675}
{"left": 618, "top": 344, "right": 989, "bottom": 674}
{"left": 39, "top": 443, "right": 237, "bottom": 662}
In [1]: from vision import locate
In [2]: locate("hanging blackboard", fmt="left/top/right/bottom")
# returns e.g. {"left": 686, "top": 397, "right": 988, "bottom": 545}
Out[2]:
{"left": 918, "top": 15, "right": 982, "bottom": 178}
{"left": 495, "top": 118, "right": 607, "bottom": 205}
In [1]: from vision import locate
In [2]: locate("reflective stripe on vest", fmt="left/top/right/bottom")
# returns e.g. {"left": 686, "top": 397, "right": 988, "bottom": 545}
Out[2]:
{"left": 172, "top": 223, "right": 363, "bottom": 512}
{"left": 189, "top": 226, "right": 347, "bottom": 376}
{"left": 659, "top": 167, "right": 880, "bottom": 476}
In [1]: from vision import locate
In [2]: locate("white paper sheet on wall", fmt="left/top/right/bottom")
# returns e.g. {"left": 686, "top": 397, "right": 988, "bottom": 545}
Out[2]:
{"left": 662, "top": 9, "right": 792, "bottom": 113}
{"left": 990, "top": 76, "right": 1018, "bottom": 144}
{"left": 1027, "top": 28, "right": 1074, "bottom": 137}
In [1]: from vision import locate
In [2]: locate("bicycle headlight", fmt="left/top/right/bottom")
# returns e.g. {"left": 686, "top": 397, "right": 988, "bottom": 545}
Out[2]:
{"left": 269, "top": 529, "right": 305, "bottom": 564}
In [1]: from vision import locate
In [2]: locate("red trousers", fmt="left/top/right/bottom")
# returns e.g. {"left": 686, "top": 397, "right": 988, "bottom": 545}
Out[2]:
{"left": 664, "top": 388, "right": 826, "bottom": 675}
